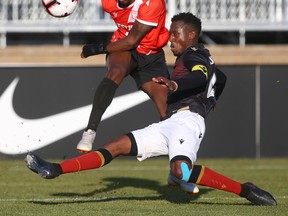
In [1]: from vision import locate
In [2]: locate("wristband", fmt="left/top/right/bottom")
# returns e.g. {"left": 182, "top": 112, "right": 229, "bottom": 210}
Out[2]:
{"left": 171, "top": 81, "right": 178, "bottom": 92}
{"left": 82, "top": 43, "right": 107, "bottom": 58}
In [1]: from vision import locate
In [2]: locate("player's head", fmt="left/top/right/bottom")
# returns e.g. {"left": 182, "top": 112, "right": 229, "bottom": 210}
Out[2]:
{"left": 169, "top": 12, "right": 202, "bottom": 56}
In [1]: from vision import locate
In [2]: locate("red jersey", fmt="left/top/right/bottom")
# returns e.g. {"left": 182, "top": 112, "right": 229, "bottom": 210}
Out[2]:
{"left": 101, "top": 0, "right": 169, "bottom": 55}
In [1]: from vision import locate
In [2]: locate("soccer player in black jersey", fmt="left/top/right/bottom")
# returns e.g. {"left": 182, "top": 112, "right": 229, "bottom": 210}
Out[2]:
{"left": 25, "top": 12, "right": 276, "bottom": 206}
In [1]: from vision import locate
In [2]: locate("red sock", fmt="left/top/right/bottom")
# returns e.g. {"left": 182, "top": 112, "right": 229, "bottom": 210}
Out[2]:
{"left": 194, "top": 165, "right": 242, "bottom": 195}
{"left": 60, "top": 151, "right": 105, "bottom": 173}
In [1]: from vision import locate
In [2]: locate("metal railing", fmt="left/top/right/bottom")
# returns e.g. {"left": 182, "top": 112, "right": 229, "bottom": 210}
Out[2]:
{"left": 169, "top": 0, "right": 288, "bottom": 30}
{"left": 0, "top": 0, "right": 287, "bottom": 47}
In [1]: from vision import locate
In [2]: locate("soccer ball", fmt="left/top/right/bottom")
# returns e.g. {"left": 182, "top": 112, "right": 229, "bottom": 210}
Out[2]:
{"left": 42, "top": 0, "right": 78, "bottom": 18}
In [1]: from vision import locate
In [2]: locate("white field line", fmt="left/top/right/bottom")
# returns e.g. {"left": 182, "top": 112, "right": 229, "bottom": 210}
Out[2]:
{"left": 104, "top": 165, "right": 288, "bottom": 171}
{"left": 0, "top": 197, "right": 113, "bottom": 202}
{"left": 7, "top": 164, "right": 288, "bottom": 172}
{"left": 0, "top": 196, "right": 287, "bottom": 203}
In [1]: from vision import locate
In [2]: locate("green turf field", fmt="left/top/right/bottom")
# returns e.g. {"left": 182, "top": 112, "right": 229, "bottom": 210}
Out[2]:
{"left": 0, "top": 157, "right": 287, "bottom": 216}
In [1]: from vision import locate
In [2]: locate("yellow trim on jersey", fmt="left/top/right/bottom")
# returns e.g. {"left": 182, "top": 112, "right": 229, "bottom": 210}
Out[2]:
{"left": 192, "top": 64, "right": 208, "bottom": 79}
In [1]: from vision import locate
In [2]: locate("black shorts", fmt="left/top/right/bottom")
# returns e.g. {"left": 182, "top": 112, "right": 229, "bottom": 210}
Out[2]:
{"left": 130, "top": 49, "right": 170, "bottom": 89}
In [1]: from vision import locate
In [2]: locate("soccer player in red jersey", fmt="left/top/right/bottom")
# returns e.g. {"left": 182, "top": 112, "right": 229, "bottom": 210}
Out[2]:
{"left": 77, "top": 0, "right": 170, "bottom": 154}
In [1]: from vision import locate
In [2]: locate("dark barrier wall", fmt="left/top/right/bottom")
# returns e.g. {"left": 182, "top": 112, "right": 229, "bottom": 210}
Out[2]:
{"left": 0, "top": 66, "right": 287, "bottom": 159}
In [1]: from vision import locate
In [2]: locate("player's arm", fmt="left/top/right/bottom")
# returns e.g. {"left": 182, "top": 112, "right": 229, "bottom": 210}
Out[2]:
{"left": 173, "top": 68, "right": 207, "bottom": 92}
{"left": 172, "top": 55, "right": 208, "bottom": 92}
{"left": 153, "top": 57, "right": 208, "bottom": 92}
{"left": 153, "top": 72, "right": 206, "bottom": 93}
{"left": 106, "top": 20, "right": 153, "bottom": 53}
{"left": 81, "top": 21, "right": 153, "bottom": 58}
{"left": 152, "top": 77, "right": 178, "bottom": 92}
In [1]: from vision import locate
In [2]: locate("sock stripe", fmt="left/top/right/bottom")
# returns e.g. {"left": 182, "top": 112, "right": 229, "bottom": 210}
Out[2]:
{"left": 75, "top": 159, "right": 81, "bottom": 172}
{"left": 188, "top": 165, "right": 202, "bottom": 183}
{"left": 196, "top": 166, "right": 205, "bottom": 184}
{"left": 95, "top": 151, "right": 105, "bottom": 167}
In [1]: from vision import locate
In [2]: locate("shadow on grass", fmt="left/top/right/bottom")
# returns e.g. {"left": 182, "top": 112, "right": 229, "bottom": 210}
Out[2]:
{"left": 28, "top": 176, "right": 215, "bottom": 205}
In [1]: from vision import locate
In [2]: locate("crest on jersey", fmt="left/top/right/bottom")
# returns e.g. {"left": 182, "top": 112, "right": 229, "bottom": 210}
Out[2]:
{"left": 112, "top": 12, "right": 117, "bottom": 18}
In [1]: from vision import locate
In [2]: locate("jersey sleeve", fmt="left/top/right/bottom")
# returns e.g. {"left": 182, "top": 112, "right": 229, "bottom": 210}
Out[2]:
{"left": 214, "top": 68, "right": 227, "bottom": 100}
{"left": 136, "top": 0, "right": 162, "bottom": 26}
{"left": 101, "top": 0, "right": 109, "bottom": 13}
{"left": 183, "top": 53, "right": 209, "bottom": 80}
{"left": 174, "top": 53, "right": 208, "bottom": 91}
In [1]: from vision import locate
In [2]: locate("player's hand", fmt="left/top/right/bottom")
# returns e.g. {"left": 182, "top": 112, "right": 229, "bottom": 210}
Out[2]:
{"left": 81, "top": 43, "right": 107, "bottom": 58}
{"left": 152, "top": 77, "right": 178, "bottom": 91}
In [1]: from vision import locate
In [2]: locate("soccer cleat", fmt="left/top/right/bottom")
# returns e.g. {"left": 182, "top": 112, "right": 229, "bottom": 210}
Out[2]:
{"left": 25, "top": 153, "right": 60, "bottom": 179}
{"left": 243, "top": 182, "right": 277, "bottom": 206}
{"left": 76, "top": 129, "right": 96, "bottom": 153}
{"left": 167, "top": 171, "right": 200, "bottom": 194}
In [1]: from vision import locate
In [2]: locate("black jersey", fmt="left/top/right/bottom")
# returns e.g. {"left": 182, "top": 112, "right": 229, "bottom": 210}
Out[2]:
{"left": 166, "top": 44, "right": 226, "bottom": 118}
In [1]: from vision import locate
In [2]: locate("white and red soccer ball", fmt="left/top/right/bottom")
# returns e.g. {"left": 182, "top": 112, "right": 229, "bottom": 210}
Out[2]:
{"left": 42, "top": 0, "right": 78, "bottom": 18}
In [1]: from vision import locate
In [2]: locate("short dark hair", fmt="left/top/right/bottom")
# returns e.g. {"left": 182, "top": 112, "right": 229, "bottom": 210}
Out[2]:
{"left": 171, "top": 12, "right": 202, "bottom": 36}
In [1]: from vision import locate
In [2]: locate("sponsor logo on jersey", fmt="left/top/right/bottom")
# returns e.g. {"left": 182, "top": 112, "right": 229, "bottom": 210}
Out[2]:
{"left": 116, "top": 23, "right": 133, "bottom": 31}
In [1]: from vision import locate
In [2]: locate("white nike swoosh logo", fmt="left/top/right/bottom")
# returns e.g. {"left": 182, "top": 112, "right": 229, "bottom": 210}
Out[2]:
{"left": 0, "top": 77, "right": 150, "bottom": 155}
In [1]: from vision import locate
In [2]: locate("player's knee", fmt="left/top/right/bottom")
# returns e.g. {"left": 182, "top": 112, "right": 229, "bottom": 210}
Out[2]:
{"left": 106, "top": 67, "right": 126, "bottom": 84}
{"left": 104, "top": 135, "right": 132, "bottom": 157}
{"left": 172, "top": 167, "right": 183, "bottom": 180}
{"left": 171, "top": 161, "right": 185, "bottom": 180}
{"left": 170, "top": 157, "right": 192, "bottom": 181}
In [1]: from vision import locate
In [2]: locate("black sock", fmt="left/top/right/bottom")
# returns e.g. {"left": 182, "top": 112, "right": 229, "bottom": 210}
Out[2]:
{"left": 126, "top": 133, "right": 138, "bottom": 156}
{"left": 53, "top": 163, "right": 63, "bottom": 174}
{"left": 97, "top": 148, "right": 113, "bottom": 165}
{"left": 87, "top": 78, "right": 118, "bottom": 130}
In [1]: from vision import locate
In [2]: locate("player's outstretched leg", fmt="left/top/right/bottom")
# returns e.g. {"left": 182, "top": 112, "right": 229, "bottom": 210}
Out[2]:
{"left": 167, "top": 170, "right": 199, "bottom": 194}
{"left": 185, "top": 164, "right": 277, "bottom": 206}
{"left": 25, "top": 153, "right": 61, "bottom": 179}
{"left": 25, "top": 149, "right": 113, "bottom": 179}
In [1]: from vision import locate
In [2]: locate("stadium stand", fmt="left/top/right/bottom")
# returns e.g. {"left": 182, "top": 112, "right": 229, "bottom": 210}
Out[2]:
{"left": 0, "top": 0, "right": 288, "bottom": 48}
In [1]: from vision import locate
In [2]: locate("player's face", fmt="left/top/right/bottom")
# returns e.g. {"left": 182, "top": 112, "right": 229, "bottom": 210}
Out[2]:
{"left": 169, "top": 21, "right": 195, "bottom": 56}
{"left": 118, "top": 0, "right": 135, "bottom": 8}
